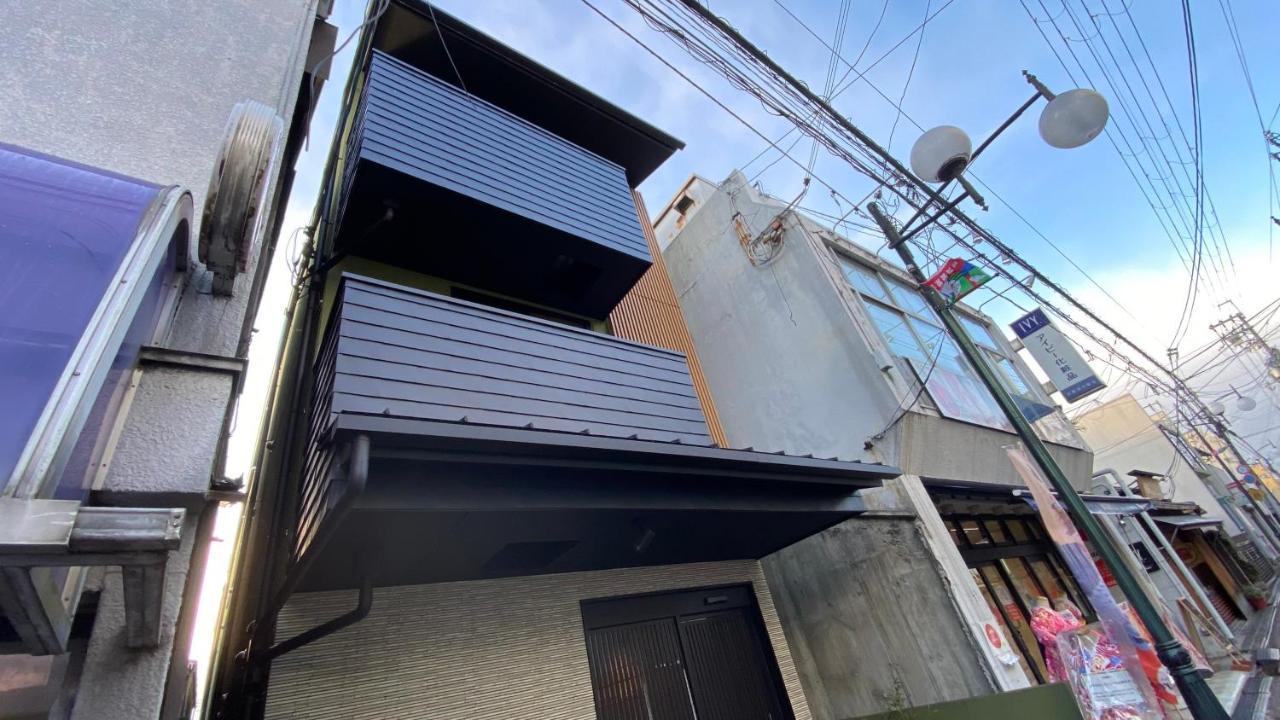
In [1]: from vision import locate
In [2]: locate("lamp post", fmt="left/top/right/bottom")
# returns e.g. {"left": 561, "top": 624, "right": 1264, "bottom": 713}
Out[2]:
{"left": 868, "top": 73, "right": 1229, "bottom": 719}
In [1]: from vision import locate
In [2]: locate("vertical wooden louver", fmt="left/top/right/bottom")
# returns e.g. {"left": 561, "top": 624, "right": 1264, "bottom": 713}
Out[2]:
{"left": 610, "top": 192, "right": 728, "bottom": 447}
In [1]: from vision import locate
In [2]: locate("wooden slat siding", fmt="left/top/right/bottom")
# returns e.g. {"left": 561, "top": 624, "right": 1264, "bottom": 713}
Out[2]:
{"left": 265, "top": 561, "right": 812, "bottom": 720}
{"left": 327, "top": 276, "right": 713, "bottom": 444}
{"left": 359, "top": 51, "right": 649, "bottom": 262}
{"left": 609, "top": 192, "right": 728, "bottom": 447}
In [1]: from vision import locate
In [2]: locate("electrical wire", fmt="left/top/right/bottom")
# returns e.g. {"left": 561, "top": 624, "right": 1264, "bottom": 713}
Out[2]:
{"left": 885, "top": 0, "right": 932, "bottom": 153}
{"left": 765, "top": 0, "right": 1134, "bottom": 321}
{"left": 594, "top": 0, "right": 1233, "bottom": 434}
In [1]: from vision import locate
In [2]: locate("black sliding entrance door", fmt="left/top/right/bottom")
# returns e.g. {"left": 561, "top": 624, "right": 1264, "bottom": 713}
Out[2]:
{"left": 582, "top": 586, "right": 793, "bottom": 720}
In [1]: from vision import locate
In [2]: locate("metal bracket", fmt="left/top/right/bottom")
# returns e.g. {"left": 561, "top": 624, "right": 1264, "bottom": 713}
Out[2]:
{"left": 0, "top": 500, "right": 185, "bottom": 653}
{"left": 138, "top": 345, "right": 247, "bottom": 394}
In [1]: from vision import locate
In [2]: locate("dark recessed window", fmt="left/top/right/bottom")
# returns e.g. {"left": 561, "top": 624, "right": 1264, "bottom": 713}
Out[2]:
{"left": 450, "top": 286, "right": 593, "bottom": 329}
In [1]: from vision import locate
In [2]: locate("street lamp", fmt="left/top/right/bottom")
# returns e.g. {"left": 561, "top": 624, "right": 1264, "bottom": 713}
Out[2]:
{"left": 1231, "top": 386, "right": 1257, "bottom": 412}
{"left": 869, "top": 71, "right": 1228, "bottom": 720}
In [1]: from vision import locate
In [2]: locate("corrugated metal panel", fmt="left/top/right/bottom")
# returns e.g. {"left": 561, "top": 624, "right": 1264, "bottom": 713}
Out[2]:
{"left": 610, "top": 192, "right": 728, "bottom": 447}
{"left": 325, "top": 275, "right": 712, "bottom": 444}
{"left": 586, "top": 619, "right": 696, "bottom": 720}
{"left": 679, "top": 610, "right": 789, "bottom": 720}
{"left": 358, "top": 50, "right": 649, "bottom": 262}
{"left": 265, "top": 561, "right": 812, "bottom": 720}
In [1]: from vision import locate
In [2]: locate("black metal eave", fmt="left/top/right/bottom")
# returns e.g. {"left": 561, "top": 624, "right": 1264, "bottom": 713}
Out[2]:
{"left": 332, "top": 413, "right": 899, "bottom": 487}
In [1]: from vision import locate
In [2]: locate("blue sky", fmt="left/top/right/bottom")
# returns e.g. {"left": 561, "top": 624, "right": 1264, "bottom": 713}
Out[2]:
{"left": 229, "top": 0, "right": 1280, "bottom": 472}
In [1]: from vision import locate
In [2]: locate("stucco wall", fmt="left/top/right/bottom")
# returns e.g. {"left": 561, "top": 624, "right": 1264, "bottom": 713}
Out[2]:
{"left": 661, "top": 172, "right": 1095, "bottom": 487}
{"left": 0, "top": 0, "right": 318, "bottom": 358}
{"left": 0, "top": 3, "right": 321, "bottom": 718}
{"left": 266, "top": 561, "right": 811, "bottom": 720}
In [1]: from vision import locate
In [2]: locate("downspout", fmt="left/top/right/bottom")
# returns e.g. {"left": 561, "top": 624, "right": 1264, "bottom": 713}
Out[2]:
{"left": 1094, "top": 468, "right": 1235, "bottom": 641}
{"left": 262, "top": 575, "right": 371, "bottom": 661}
{"left": 264, "top": 433, "right": 370, "bottom": 619}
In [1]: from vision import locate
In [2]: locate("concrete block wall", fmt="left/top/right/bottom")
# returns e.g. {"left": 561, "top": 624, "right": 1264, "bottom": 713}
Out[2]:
{"left": 266, "top": 561, "right": 812, "bottom": 720}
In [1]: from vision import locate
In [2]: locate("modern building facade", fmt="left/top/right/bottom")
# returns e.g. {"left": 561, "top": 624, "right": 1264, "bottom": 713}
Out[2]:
{"left": 657, "top": 171, "right": 1131, "bottom": 700}
{"left": 204, "top": 4, "right": 988, "bottom": 720}
{"left": 0, "top": 2, "right": 334, "bottom": 718}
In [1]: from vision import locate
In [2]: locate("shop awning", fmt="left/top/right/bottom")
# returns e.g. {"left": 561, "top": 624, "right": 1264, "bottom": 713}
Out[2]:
{"left": 1152, "top": 515, "right": 1224, "bottom": 530}
{"left": 1011, "top": 489, "right": 1153, "bottom": 516}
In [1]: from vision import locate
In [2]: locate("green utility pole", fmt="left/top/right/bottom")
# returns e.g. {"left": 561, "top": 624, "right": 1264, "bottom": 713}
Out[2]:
{"left": 868, "top": 203, "right": 1228, "bottom": 720}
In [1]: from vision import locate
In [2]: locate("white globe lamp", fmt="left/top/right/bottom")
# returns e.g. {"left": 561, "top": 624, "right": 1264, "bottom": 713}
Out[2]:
{"left": 1209, "top": 400, "right": 1226, "bottom": 416}
{"left": 1237, "top": 394, "right": 1257, "bottom": 412}
{"left": 910, "top": 126, "right": 973, "bottom": 183}
{"left": 1039, "top": 88, "right": 1109, "bottom": 149}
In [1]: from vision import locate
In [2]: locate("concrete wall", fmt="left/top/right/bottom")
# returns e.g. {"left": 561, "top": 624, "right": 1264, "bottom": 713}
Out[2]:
{"left": 900, "top": 413, "right": 1095, "bottom": 489}
{"left": 0, "top": 2, "right": 321, "bottom": 718}
{"left": 762, "top": 516, "right": 996, "bottom": 719}
{"left": 1075, "top": 395, "right": 1241, "bottom": 533}
{"left": 661, "top": 171, "right": 1094, "bottom": 485}
{"left": 663, "top": 173, "right": 902, "bottom": 462}
{"left": 265, "top": 561, "right": 812, "bottom": 720}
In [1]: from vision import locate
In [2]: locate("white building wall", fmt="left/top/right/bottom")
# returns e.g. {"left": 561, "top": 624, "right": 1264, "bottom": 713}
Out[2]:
{"left": 266, "top": 561, "right": 811, "bottom": 720}
{"left": 1075, "top": 394, "right": 1241, "bottom": 534}
{"left": 0, "top": 3, "right": 324, "bottom": 718}
{"left": 661, "top": 171, "right": 1094, "bottom": 487}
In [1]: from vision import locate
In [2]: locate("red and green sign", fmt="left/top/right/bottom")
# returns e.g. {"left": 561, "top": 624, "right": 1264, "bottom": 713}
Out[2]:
{"left": 924, "top": 257, "right": 992, "bottom": 304}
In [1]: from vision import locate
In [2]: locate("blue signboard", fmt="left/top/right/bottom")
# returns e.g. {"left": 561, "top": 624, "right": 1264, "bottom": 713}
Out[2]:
{"left": 1011, "top": 308, "right": 1106, "bottom": 403}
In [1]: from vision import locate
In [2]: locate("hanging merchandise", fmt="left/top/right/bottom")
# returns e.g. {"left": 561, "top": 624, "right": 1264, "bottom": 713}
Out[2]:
{"left": 1057, "top": 623, "right": 1155, "bottom": 720}
{"left": 1028, "top": 596, "right": 1083, "bottom": 683}
{"left": 1005, "top": 445, "right": 1162, "bottom": 720}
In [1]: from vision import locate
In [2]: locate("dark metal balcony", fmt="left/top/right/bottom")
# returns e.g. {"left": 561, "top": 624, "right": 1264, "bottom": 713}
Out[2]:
{"left": 284, "top": 276, "right": 898, "bottom": 594}
{"left": 333, "top": 51, "right": 656, "bottom": 318}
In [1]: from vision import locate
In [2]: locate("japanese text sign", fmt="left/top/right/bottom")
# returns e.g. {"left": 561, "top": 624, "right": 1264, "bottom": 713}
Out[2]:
{"left": 924, "top": 258, "right": 992, "bottom": 305}
{"left": 1010, "top": 308, "right": 1105, "bottom": 402}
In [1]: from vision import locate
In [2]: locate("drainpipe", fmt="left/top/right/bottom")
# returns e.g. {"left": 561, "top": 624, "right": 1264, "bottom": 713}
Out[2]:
{"left": 1094, "top": 469, "right": 1235, "bottom": 642}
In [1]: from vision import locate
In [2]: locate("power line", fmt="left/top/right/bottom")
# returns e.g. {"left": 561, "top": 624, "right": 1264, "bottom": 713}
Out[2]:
{"left": 1215, "top": 0, "right": 1280, "bottom": 259}
{"left": 598, "top": 0, "right": 1219, "bottom": 424}
{"left": 885, "top": 0, "right": 932, "bottom": 153}
{"left": 744, "top": 0, "right": 955, "bottom": 176}
{"left": 1022, "top": 0, "right": 1226, "bottom": 351}
{"left": 762, "top": 0, "right": 1135, "bottom": 321}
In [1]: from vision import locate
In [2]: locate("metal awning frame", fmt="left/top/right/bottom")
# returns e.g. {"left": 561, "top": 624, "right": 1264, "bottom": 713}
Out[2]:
{"left": 0, "top": 499, "right": 184, "bottom": 655}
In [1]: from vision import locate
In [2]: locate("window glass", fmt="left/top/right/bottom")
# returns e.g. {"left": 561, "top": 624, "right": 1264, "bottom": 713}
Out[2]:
{"left": 909, "top": 317, "right": 969, "bottom": 375}
{"left": 956, "top": 313, "right": 997, "bottom": 348}
{"left": 983, "top": 520, "right": 1009, "bottom": 545}
{"left": 1001, "top": 558, "right": 1050, "bottom": 607}
{"left": 946, "top": 521, "right": 963, "bottom": 547}
{"left": 1028, "top": 557, "right": 1074, "bottom": 613}
{"left": 865, "top": 303, "right": 928, "bottom": 364}
{"left": 1005, "top": 519, "right": 1031, "bottom": 543}
{"left": 886, "top": 278, "right": 935, "bottom": 319}
{"left": 1047, "top": 553, "right": 1089, "bottom": 613}
{"left": 839, "top": 258, "right": 891, "bottom": 302}
{"left": 994, "top": 356, "right": 1033, "bottom": 396}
